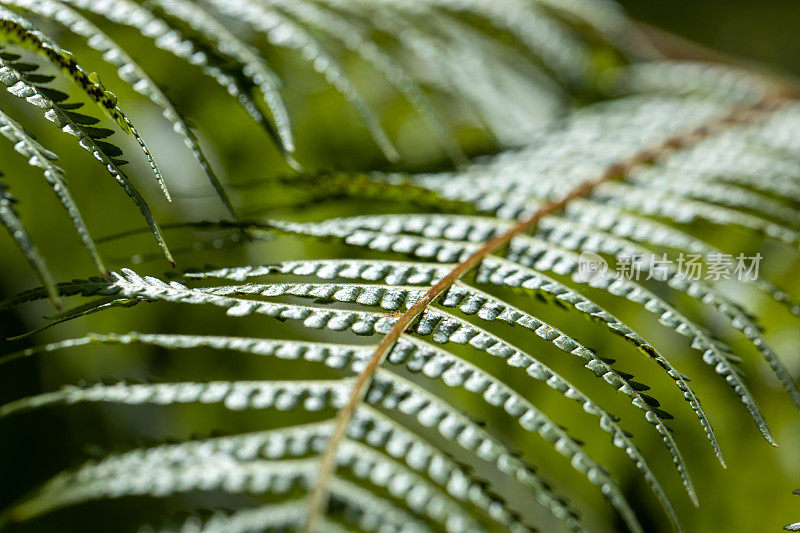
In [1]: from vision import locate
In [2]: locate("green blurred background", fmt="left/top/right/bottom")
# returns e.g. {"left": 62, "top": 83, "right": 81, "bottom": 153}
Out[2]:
{"left": 0, "top": 1, "right": 799, "bottom": 532}
{"left": 621, "top": 0, "right": 800, "bottom": 77}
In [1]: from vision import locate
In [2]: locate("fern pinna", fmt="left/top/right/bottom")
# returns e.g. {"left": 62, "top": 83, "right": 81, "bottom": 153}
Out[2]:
{"left": 0, "top": 0, "right": 799, "bottom": 532}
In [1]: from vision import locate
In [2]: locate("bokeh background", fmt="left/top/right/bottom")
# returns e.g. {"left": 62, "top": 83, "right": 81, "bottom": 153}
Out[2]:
{"left": 1, "top": 1, "right": 799, "bottom": 531}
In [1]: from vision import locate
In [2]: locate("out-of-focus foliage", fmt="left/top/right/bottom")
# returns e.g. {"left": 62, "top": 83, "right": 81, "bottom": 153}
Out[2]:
{"left": 0, "top": 1, "right": 798, "bottom": 532}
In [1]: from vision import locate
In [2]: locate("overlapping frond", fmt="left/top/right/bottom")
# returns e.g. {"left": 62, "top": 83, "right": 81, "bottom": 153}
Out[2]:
{"left": 3, "top": 0, "right": 240, "bottom": 218}
{"left": 0, "top": 0, "right": 621, "bottom": 293}
{"left": 4, "top": 82, "right": 800, "bottom": 528}
{"left": 0, "top": 48, "right": 174, "bottom": 265}
{"left": 1, "top": 1, "right": 799, "bottom": 533}
{"left": 0, "top": 106, "right": 103, "bottom": 275}
{"left": 0, "top": 6, "right": 168, "bottom": 198}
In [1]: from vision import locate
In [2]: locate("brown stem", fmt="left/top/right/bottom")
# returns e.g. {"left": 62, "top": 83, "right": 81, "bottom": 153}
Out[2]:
{"left": 300, "top": 97, "right": 782, "bottom": 532}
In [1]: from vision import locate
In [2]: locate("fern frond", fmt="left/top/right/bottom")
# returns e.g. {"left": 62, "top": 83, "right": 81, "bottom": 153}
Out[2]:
{"left": 0, "top": 373, "right": 570, "bottom": 531}
{"left": 363, "top": 370, "right": 585, "bottom": 531}
{"left": 0, "top": 268, "right": 669, "bottom": 529}
{"left": 2, "top": 444, "right": 322, "bottom": 523}
{"left": 148, "top": 501, "right": 340, "bottom": 533}
{"left": 5, "top": 414, "right": 487, "bottom": 531}
{"left": 196, "top": 272, "right": 690, "bottom": 512}
{"left": 146, "top": 0, "right": 295, "bottom": 158}
{"left": 325, "top": 213, "right": 778, "bottom": 436}
{"left": 360, "top": 7, "right": 563, "bottom": 145}
{"left": 294, "top": 93, "right": 792, "bottom": 532}
{"left": 0, "top": 171, "right": 58, "bottom": 306}
{"left": 393, "top": 96, "right": 800, "bottom": 246}
{"left": 0, "top": 377, "right": 353, "bottom": 418}
{"left": 56, "top": 0, "right": 291, "bottom": 162}
{"left": 204, "top": 0, "right": 399, "bottom": 162}
{"left": 151, "top": 501, "right": 351, "bottom": 533}
{"left": 625, "top": 171, "right": 800, "bottom": 226}
{"left": 0, "top": 51, "right": 174, "bottom": 265}
{"left": 265, "top": 0, "right": 466, "bottom": 164}
{"left": 13, "top": 331, "right": 571, "bottom": 530}
{"left": 373, "top": 0, "right": 592, "bottom": 83}
{"left": 176, "top": 213, "right": 800, "bottom": 428}
{"left": 180, "top": 260, "right": 701, "bottom": 471}
{"left": 594, "top": 183, "right": 800, "bottom": 247}
{"left": 155, "top": 495, "right": 422, "bottom": 533}
{"left": 786, "top": 489, "right": 800, "bottom": 532}
{"left": 10, "top": 266, "right": 697, "bottom": 495}
{"left": 4, "top": 0, "right": 240, "bottom": 218}
{"left": 2, "top": 16, "right": 800, "bottom": 528}
{"left": 0, "top": 106, "right": 104, "bottom": 273}
{"left": 272, "top": 219, "right": 721, "bottom": 461}
{"left": 530, "top": 0, "right": 627, "bottom": 41}
{"left": 324, "top": 477, "right": 434, "bottom": 533}
{"left": 9, "top": 306, "right": 659, "bottom": 527}
{"left": 0, "top": 275, "right": 118, "bottom": 310}
{"left": 0, "top": 6, "right": 170, "bottom": 200}
{"left": 536, "top": 203, "right": 800, "bottom": 316}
